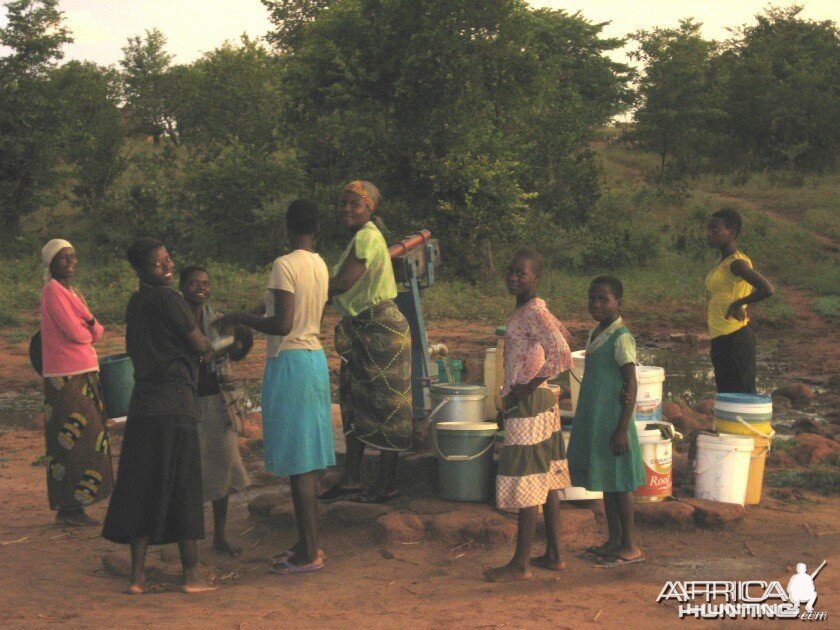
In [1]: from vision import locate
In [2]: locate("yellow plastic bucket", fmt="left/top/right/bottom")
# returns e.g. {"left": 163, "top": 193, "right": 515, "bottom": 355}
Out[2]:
{"left": 713, "top": 418, "right": 774, "bottom": 506}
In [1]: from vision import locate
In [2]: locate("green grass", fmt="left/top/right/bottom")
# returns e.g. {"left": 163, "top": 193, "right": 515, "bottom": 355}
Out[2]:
{"left": 766, "top": 470, "right": 840, "bottom": 495}
{"left": 3, "top": 138, "right": 836, "bottom": 331}
{"left": 813, "top": 296, "right": 840, "bottom": 321}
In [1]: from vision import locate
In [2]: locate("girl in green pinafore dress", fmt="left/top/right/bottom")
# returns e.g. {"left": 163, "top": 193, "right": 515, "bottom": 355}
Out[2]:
{"left": 567, "top": 276, "right": 646, "bottom": 566}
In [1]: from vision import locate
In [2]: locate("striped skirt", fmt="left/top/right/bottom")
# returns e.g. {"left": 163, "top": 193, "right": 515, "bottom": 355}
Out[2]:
{"left": 496, "top": 387, "right": 570, "bottom": 510}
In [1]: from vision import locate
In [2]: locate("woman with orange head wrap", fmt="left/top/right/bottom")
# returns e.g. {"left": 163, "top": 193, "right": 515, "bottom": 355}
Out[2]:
{"left": 319, "top": 181, "right": 413, "bottom": 503}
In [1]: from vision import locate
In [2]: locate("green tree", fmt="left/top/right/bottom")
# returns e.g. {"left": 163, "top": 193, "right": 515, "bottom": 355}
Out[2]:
{"left": 718, "top": 5, "right": 840, "bottom": 170}
{"left": 120, "top": 28, "right": 180, "bottom": 144}
{"left": 175, "top": 37, "right": 283, "bottom": 149}
{"left": 261, "top": 0, "right": 333, "bottom": 52}
{"left": 0, "top": 0, "right": 71, "bottom": 237}
{"left": 50, "top": 61, "right": 125, "bottom": 212}
{"left": 276, "top": 0, "right": 630, "bottom": 278}
{"left": 627, "top": 19, "right": 721, "bottom": 178}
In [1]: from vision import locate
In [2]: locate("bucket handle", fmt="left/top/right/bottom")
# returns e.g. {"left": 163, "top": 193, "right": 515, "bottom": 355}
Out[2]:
{"left": 641, "top": 420, "right": 683, "bottom": 442}
{"left": 425, "top": 396, "right": 452, "bottom": 425}
{"left": 732, "top": 415, "right": 775, "bottom": 447}
{"left": 433, "top": 428, "right": 496, "bottom": 462}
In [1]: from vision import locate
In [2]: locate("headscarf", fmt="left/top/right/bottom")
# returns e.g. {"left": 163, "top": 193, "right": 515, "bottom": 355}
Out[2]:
{"left": 343, "top": 180, "right": 380, "bottom": 212}
{"left": 41, "top": 239, "right": 74, "bottom": 283}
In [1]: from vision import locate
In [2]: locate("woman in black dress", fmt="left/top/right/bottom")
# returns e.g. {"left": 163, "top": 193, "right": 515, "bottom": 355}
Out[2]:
{"left": 102, "top": 238, "right": 216, "bottom": 594}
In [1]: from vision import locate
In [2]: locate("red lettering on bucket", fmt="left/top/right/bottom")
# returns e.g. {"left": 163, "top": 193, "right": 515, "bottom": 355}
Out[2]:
{"left": 636, "top": 463, "right": 672, "bottom": 497}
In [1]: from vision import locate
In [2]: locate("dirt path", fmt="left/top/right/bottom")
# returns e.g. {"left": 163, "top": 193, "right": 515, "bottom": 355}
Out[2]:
{"left": 707, "top": 191, "right": 840, "bottom": 254}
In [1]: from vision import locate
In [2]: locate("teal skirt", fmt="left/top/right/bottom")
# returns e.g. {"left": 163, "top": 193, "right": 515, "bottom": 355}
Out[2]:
{"left": 261, "top": 350, "right": 336, "bottom": 477}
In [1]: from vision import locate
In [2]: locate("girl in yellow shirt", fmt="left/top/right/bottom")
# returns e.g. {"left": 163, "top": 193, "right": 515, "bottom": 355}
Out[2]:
{"left": 705, "top": 208, "right": 775, "bottom": 393}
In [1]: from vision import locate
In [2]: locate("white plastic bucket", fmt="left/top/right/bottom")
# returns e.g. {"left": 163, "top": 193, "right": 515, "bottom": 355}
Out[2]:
{"left": 635, "top": 367, "right": 665, "bottom": 421}
{"left": 569, "top": 352, "right": 665, "bottom": 423}
{"left": 559, "top": 427, "right": 603, "bottom": 501}
{"left": 694, "top": 433, "right": 754, "bottom": 505}
{"left": 635, "top": 422, "right": 675, "bottom": 502}
{"left": 569, "top": 350, "right": 586, "bottom": 413}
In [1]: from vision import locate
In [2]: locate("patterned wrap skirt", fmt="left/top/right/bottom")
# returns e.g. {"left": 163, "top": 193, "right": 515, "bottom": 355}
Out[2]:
{"left": 43, "top": 372, "right": 113, "bottom": 511}
{"left": 335, "top": 300, "right": 413, "bottom": 451}
{"left": 496, "top": 387, "right": 570, "bottom": 510}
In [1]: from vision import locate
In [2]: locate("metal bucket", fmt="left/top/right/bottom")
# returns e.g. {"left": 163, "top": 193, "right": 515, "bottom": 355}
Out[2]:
{"left": 427, "top": 383, "right": 487, "bottom": 425}
{"left": 435, "top": 421, "right": 497, "bottom": 502}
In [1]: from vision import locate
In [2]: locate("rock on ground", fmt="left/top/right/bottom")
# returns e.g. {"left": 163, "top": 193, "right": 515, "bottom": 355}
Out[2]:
{"left": 407, "top": 497, "right": 461, "bottom": 515}
{"left": 634, "top": 500, "right": 696, "bottom": 530}
{"left": 791, "top": 433, "right": 840, "bottom": 466}
{"left": 679, "top": 498, "right": 745, "bottom": 529}
{"left": 773, "top": 383, "right": 815, "bottom": 407}
{"left": 322, "top": 501, "right": 393, "bottom": 527}
{"left": 247, "top": 491, "right": 290, "bottom": 517}
{"left": 765, "top": 450, "right": 798, "bottom": 470}
{"left": 374, "top": 512, "right": 425, "bottom": 543}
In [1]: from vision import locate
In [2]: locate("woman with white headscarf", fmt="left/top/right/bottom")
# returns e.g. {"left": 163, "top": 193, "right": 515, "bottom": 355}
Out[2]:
{"left": 39, "top": 239, "right": 113, "bottom": 526}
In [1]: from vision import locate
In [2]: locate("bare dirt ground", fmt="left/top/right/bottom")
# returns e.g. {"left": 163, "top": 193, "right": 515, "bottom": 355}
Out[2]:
{"left": 1, "top": 423, "right": 839, "bottom": 630}
{"left": 1, "top": 308, "right": 839, "bottom": 628}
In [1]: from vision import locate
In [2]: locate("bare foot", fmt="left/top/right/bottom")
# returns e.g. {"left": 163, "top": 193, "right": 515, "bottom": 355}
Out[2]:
{"left": 182, "top": 580, "right": 219, "bottom": 594}
{"left": 530, "top": 555, "right": 566, "bottom": 571}
{"left": 213, "top": 538, "right": 242, "bottom": 557}
{"left": 126, "top": 582, "right": 144, "bottom": 595}
{"left": 484, "top": 564, "right": 532, "bottom": 583}
{"left": 607, "top": 545, "right": 643, "bottom": 562}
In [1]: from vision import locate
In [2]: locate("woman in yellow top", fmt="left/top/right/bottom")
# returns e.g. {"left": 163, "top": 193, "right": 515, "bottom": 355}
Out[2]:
{"left": 319, "top": 181, "right": 413, "bottom": 504}
{"left": 705, "top": 208, "right": 774, "bottom": 393}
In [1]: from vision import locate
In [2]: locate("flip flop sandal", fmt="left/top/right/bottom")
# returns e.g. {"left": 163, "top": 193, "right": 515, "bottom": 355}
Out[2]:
{"left": 595, "top": 555, "right": 645, "bottom": 568}
{"left": 579, "top": 546, "right": 613, "bottom": 559}
{"left": 268, "top": 558, "right": 324, "bottom": 576}
{"left": 355, "top": 488, "right": 402, "bottom": 504}
{"left": 317, "top": 484, "right": 364, "bottom": 501}
{"left": 273, "top": 548, "right": 326, "bottom": 563}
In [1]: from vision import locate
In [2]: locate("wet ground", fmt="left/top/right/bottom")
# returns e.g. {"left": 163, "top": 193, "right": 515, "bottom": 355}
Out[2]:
{"left": 1, "top": 329, "right": 833, "bottom": 435}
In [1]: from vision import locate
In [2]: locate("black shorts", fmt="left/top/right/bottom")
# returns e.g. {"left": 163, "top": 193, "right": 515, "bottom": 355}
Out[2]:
{"left": 710, "top": 326, "right": 756, "bottom": 394}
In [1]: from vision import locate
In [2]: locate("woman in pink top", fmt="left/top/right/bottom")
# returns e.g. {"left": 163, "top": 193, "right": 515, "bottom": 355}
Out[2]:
{"left": 39, "top": 239, "right": 113, "bottom": 527}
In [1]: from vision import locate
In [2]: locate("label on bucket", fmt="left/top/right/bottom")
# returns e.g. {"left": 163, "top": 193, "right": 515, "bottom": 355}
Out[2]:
{"left": 635, "top": 396, "right": 663, "bottom": 421}
{"left": 634, "top": 373, "right": 663, "bottom": 421}
{"left": 635, "top": 442, "right": 672, "bottom": 499}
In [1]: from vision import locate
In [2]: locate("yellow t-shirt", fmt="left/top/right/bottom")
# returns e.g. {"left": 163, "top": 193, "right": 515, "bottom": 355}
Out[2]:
{"left": 705, "top": 250, "right": 753, "bottom": 339}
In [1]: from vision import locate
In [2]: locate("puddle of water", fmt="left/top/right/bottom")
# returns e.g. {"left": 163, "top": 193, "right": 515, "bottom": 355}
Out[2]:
{"left": 557, "top": 340, "right": 832, "bottom": 430}
{"left": 1, "top": 341, "right": 831, "bottom": 432}
{"left": 0, "top": 389, "right": 43, "bottom": 432}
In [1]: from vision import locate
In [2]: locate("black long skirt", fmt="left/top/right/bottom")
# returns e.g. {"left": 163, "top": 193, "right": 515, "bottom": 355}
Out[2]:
{"left": 102, "top": 414, "right": 204, "bottom": 545}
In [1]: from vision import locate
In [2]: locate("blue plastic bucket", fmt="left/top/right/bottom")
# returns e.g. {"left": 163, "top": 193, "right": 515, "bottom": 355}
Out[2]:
{"left": 98, "top": 353, "right": 135, "bottom": 419}
{"left": 435, "top": 421, "right": 497, "bottom": 502}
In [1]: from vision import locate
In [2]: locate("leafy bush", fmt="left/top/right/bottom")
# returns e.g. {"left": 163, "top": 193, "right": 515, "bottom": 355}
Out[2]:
{"left": 579, "top": 193, "right": 662, "bottom": 268}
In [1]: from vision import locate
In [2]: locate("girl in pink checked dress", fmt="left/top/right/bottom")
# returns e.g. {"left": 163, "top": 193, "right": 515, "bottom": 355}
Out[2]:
{"left": 484, "top": 250, "right": 573, "bottom": 583}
